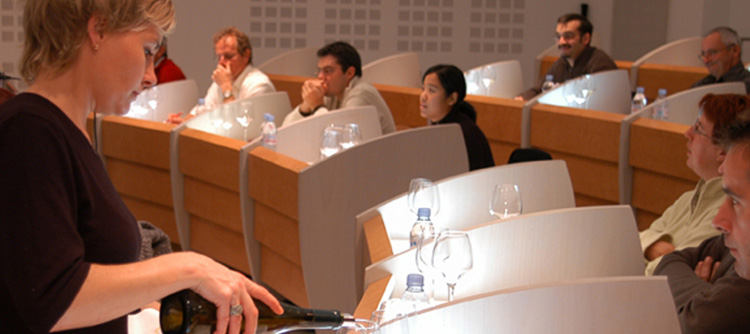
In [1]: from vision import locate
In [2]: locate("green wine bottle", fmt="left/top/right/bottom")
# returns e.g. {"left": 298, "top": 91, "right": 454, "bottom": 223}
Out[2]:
{"left": 160, "top": 289, "right": 356, "bottom": 334}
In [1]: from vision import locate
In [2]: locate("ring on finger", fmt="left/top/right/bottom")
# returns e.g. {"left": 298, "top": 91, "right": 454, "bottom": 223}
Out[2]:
{"left": 230, "top": 304, "right": 243, "bottom": 316}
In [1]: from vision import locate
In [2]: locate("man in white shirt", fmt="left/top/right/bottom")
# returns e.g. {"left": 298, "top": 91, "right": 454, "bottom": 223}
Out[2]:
{"left": 167, "top": 27, "right": 274, "bottom": 124}
{"left": 282, "top": 41, "right": 396, "bottom": 134}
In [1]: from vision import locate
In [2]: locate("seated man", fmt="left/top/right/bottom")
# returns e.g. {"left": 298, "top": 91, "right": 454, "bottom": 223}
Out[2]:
{"left": 153, "top": 37, "right": 186, "bottom": 85}
{"left": 640, "top": 94, "right": 750, "bottom": 275}
{"left": 692, "top": 26, "right": 750, "bottom": 94}
{"left": 282, "top": 41, "right": 396, "bottom": 134}
{"left": 167, "top": 27, "right": 274, "bottom": 124}
{"left": 516, "top": 13, "right": 617, "bottom": 101}
{"left": 654, "top": 113, "right": 750, "bottom": 333}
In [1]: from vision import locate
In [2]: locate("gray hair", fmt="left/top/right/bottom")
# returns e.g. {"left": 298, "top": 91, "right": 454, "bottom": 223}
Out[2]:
{"left": 705, "top": 26, "right": 742, "bottom": 55}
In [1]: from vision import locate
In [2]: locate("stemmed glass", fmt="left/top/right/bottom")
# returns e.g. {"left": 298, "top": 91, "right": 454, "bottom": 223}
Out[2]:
{"left": 489, "top": 184, "right": 522, "bottom": 219}
{"left": 573, "top": 75, "right": 594, "bottom": 109}
{"left": 563, "top": 80, "right": 578, "bottom": 107}
{"left": 340, "top": 123, "right": 362, "bottom": 149}
{"left": 481, "top": 65, "right": 496, "bottom": 95}
{"left": 221, "top": 105, "right": 234, "bottom": 136}
{"left": 236, "top": 101, "right": 253, "bottom": 141}
{"left": 320, "top": 126, "right": 343, "bottom": 159}
{"left": 407, "top": 178, "right": 440, "bottom": 216}
{"left": 209, "top": 108, "right": 223, "bottom": 135}
{"left": 143, "top": 85, "right": 160, "bottom": 121}
{"left": 431, "top": 230, "right": 473, "bottom": 302}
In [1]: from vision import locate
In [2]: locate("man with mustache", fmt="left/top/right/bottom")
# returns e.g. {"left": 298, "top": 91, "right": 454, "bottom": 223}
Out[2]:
{"left": 655, "top": 115, "right": 750, "bottom": 333}
{"left": 516, "top": 13, "right": 616, "bottom": 101}
{"left": 692, "top": 26, "right": 750, "bottom": 94}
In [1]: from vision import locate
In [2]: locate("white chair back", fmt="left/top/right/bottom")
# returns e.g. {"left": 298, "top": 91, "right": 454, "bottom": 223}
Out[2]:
{"left": 618, "top": 82, "right": 745, "bottom": 204}
{"left": 185, "top": 92, "right": 291, "bottom": 141}
{"left": 464, "top": 60, "right": 523, "bottom": 98}
{"left": 125, "top": 79, "right": 199, "bottom": 122}
{"left": 538, "top": 69, "right": 631, "bottom": 115}
{"left": 258, "top": 47, "right": 318, "bottom": 77}
{"left": 362, "top": 52, "right": 421, "bottom": 88}
{"left": 630, "top": 37, "right": 703, "bottom": 90}
{"left": 365, "top": 205, "right": 643, "bottom": 301}
{"left": 358, "top": 160, "right": 575, "bottom": 254}
{"left": 379, "top": 276, "right": 680, "bottom": 334}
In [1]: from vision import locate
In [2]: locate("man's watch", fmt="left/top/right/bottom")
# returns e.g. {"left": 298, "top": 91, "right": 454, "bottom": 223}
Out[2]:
{"left": 223, "top": 90, "right": 233, "bottom": 100}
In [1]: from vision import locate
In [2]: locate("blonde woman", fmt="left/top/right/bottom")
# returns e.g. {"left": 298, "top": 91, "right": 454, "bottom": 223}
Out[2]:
{"left": 0, "top": 1, "right": 281, "bottom": 333}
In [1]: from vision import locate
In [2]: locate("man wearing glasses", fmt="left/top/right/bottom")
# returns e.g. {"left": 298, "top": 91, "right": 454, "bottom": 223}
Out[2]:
{"left": 693, "top": 27, "right": 750, "bottom": 94}
{"left": 282, "top": 41, "right": 396, "bottom": 134}
{"left": 641, "top": 94, "right": 750, "bottom": 275}
{"left": 516, "top": 13, "right": 617, "bottom": 101}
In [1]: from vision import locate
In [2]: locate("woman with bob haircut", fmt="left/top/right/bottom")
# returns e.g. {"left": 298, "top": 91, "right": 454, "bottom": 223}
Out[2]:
{"left": 0, "top": 1, "right": 281, "bottom": 333}
{"left": 419, "top": 64, "right": 495, "bottom": 170}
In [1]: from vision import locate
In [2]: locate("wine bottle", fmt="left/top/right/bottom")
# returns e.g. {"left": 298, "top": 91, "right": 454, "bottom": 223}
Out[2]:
{"left": 160, "top": 289, "right": 356, "bottom": 334}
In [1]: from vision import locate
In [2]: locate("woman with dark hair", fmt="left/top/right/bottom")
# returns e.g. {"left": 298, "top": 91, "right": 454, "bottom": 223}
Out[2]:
{"left": 420, "top": 64, "right": 494, "bottom": 170}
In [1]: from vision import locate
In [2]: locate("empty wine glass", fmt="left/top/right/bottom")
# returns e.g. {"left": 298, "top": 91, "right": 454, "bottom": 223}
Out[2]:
{"left": 320, "top": 126, "right": 343, "bottom": 159}
{"left": 431, "top": 230, "right": 473, "bottom": 302}
{"left": 221, "top": 105, "right": 233, "bottom": 136}
{"left": 340, "top": 123, "right": 362, "bottom": 149}
{"left": 489, "top": 184, "right": 522, "bottom": 219}
{"left": 464, "top": 70, "right": 483, "bottom": 95}
{"left": 236, "top": 101, "right": 253, "bottom": 141}
{"left": 209, "top": 108, "right": 223, "bottom": 134}
{"left": 407, "top": 178, "right": 440, "bottom": 216}
{"left": 336, "top": 320, "right": 378, "bottom": 334}
{"left": 143, "top": 85, "right": 160, "bottom": 121}
{"left": 579, "top": 74, "right": 595, "bottom": 109}
{"left": 563, "top": 80, "right": 578, "bottom": 107}
{"left": 481, "top": 65, "right": 496, "bottom": 94}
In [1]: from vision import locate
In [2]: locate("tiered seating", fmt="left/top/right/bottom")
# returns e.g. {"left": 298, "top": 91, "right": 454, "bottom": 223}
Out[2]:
{"left": 464, "top": 60, "right": 523, "bottom": 98}
{"left": 362, "top": 52, "right": 421, "bottom": 88}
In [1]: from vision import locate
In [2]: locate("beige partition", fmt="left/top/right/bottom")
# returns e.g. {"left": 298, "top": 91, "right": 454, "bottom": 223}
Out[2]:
{"left": 530, "top": 104, "right": 625, "bottom": 207}
{"left": 98, "top": 116, "right": 179, "bottom": 246}
{"left": 634, "top": 63, "right": 708, "bottom": 102}
{"left": 629, "top": 118, "right": 697, "bottom": 230}
{"left": 267, "top": 73, "right": 308, "bottom": 108}
{"left": 377, "top": 276, "right": 679, "bottom": 334}
{"left": 247, "top": 125, "right": 468, "bottom": 312}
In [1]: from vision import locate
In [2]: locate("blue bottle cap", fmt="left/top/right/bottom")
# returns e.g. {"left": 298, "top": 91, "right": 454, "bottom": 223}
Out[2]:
{"left": 406, "top": 273, "right": 424, "bottom": 287}
{"left": 417, "top": 208, "right": 430, "bottom": 218}
{"left": 636, "top": 86, "right": 645, "bottom": 93}
{"left": 263, "top": 113, "right": 274, "bottom": 122}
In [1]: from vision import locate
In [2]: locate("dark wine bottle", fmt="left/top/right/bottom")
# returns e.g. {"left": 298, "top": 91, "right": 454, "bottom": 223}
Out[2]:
{"left": 160, "top": 289, "right": 356, "bottom": 334}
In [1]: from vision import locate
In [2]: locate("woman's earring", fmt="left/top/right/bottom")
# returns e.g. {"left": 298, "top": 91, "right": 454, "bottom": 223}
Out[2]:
{"left": 92, "top": 43, "right": 99, "bottom": 52}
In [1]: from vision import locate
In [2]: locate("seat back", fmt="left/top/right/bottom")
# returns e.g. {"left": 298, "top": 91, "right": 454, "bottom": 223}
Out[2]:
{"left": 539, "top": 69, "right": 631, "bottom": 115}
{"left": 358, "top": 160, "right": 575, "bottom": 255}
{"left": 379, "top": 276, "right": 680, "bottom": 334}
{"left": 365, "top": 205, "right": 644, "bottom": 301}
{"left": 630, "top": 37, "right": 703, "bottom": 90}
{"left": 362, "top": 52, "right": 421, "bottom": 88}
{"left": 125, "top": 79, "right": 199, "bottom": 122}
{"left": 465, "top": 60, "right": 523, "bottom": 98}
{"left": 258, "top": 47, "right": 318, "bottom": 77}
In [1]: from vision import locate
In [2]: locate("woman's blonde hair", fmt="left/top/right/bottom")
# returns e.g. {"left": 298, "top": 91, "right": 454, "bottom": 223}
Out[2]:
{"left": 21, "top": 0, "right": 175, "bottom": 83}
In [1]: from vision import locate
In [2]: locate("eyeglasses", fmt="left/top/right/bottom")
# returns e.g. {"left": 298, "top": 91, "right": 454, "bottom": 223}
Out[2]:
{"left": 692, "top": 118, "right": 710, "bottom": 138}
{"left": 554, "top": 32, "right": 579, "bottom": 42}
{"left": 697, "top": 44, "right": 735, "bottom": 61}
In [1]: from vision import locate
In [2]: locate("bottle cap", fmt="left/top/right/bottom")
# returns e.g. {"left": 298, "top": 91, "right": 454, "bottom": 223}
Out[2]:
{"left": 545, "top": 74, "right": 553, "bottom": 81}
{"left": 198, "top": 98, "right": 205, "bottom": 105}
{"left": 264, "top": 113, "right": 274, "bottom": 122}
{"left": 658, "top": 88, "right": 667, "bottom": 96}
{"left": 417, "top": 207, "right": 431, "bottom": 218}
{"left": 406, "top": 273, "right": 424, "bottom": 287}
{"left": 636, "top": 86, "right": 645, "bottom": 93}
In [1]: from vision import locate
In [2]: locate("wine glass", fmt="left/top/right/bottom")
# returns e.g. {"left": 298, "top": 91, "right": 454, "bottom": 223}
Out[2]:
{"left": 236, "top": 101, "right": 253, "bottom": 141}
{"left": 431, "top": 230, "right": 473, "bottom": 302}
{"left": 407, "top": 178, "right": 440, "bottom": 216}
{"left": 481, "top": 65, "right": 496, "bottom": 95}
{"left": 563, "top": 80, "right": 578, "bottom": 107}
{"left": 320, "top": 126, "right": 343, "bottom": 159}
{"left": 579, "top": 74, "right": 595, "bottom": 109}
{"left": 336, "top": 320, "right": 378, "bottom": 334}
{"left": 209, "top": 108, "right": 223, "bottom": 134}
{"left": 340, "top": 123, "right": 362, "bottom": 149}
{"left": 489, "top": 184, "right": 522, "bottom": 219}
{"left": 143, "top": 85, "right": 160, "bottom": 121}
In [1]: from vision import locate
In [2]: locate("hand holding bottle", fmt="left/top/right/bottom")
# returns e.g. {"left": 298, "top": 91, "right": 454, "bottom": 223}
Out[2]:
{"left": 178, "top": 252, "right": 283, "bottom": 334}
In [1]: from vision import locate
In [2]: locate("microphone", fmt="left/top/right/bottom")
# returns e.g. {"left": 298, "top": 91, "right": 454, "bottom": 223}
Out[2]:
{"left": 0, "top": 72, "right": 20, "bottom": 81}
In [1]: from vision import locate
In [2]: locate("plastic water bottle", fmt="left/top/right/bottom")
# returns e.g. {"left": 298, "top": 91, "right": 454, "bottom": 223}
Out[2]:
{"left": 631, "top": 86, "right": 647, "bottom": 114}
{"left": 401, "top": 273, "right": 430, "bottom": 313}
{"left": 652, "top": 88, "right": 668, "bottom": 120}
{"left": 409, "top": 208, "right": 434, "bottom": 248}
{"left": 261, "top": 113, "right": 277, "bottom": 151}
{"left": 541, "top": 74, "right": 556, "bottom": 92}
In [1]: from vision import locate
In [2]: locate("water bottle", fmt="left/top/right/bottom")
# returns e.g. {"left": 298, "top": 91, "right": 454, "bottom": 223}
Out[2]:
{"left": 261, "top": 113, "right": 277, "bottom": 151}
{"left": 541, "top": 74, "right": 556, "bottom": 92}
{"left": 401, "top": 273, "right": 431, "bottom": 313}
{"left": 160, "top": 289, "right": 356, "bottom": 334}
{"left": 652, "top": 88, "right": 668, "bottom": 121}
{"left": 409, "top": 208, "right": 434, "bottom": 248}
{"left": 631, "top": 86, "right": 647, "bottom": 114}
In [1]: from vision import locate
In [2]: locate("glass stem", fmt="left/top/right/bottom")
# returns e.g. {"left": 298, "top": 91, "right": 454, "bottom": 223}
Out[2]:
{"left": 447, "top": 283, "right": 456, "bottom": 302}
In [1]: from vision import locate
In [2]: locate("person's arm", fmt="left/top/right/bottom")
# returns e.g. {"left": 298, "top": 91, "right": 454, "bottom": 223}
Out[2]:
{"left": 52, "top": 251, "right": 282, "bottom": 333}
